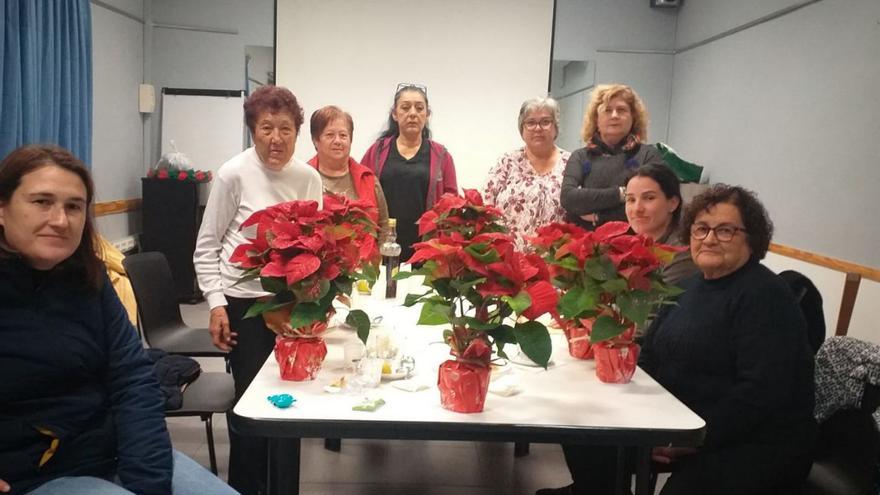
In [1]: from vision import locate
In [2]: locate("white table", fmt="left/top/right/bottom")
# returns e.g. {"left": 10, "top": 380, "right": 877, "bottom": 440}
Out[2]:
{"left": 233, "top": 283, "right": 705, "bottom": 495}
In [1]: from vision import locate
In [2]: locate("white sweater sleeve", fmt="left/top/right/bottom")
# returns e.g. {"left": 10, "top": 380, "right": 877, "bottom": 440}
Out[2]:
{"left": 193, "top": 171, "right": 239, "bottom": 309}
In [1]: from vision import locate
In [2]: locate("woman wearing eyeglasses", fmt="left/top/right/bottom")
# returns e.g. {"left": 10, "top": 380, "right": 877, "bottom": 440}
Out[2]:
{"left": 483, "top": 97, "right": 570, "bottom": 250}
{"left": 361, "top": 84, "right": 457, "bottom": 262}
{"left": 541, "top": 185, "right": 816, "bottom": 495}
{"left": 560, "top": 84, "right": 666, "bottom": 230}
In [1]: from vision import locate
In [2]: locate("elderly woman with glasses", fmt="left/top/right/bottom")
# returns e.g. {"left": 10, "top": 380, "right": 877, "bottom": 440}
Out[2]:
{"left": 307, "top": 105, "right": 389, "bottom": 240}
{"left": 361, "top": 84, "right": 457, "bottom": 262}
{"left": 539, "top": 185, "right": 817, "bottom": 495}
{"left": 483, "top": 97, "right": 571, "bottom": 249}
{"left": 560, "top": 84, "right": 666, "bottom": 230}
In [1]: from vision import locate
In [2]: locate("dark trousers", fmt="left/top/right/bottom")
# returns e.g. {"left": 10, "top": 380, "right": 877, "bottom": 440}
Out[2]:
{"left": 225, "top": 296, "right": 278, "bottom": 495}
{"left": 562, "top": 436, "right": 813, "bottom": 495}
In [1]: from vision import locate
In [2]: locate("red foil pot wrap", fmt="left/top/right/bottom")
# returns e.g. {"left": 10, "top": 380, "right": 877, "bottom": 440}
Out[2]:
{"left": 562, "top": 318, "right": 594, "bottom": 360}
{"left": 437, "top": 360, "right": 491, "bottom": 413}
{"left": 593, "top": 342, "right": 640, "bottom": 384}
{"left": 274, "top": 336, "right": 328, "bottom": 381}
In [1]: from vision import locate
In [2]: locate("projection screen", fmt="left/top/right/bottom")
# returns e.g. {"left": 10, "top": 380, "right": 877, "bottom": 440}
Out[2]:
{"left": 275, "top": 0, "right": 555, "bottom": 189}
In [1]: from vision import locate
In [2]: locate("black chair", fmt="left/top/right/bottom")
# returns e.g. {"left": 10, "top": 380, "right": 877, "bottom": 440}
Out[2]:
{"left": 166, "top": 371, "right": 235, "bottom": 474}
{"left": 779, "top": 270, "right": 826, "bottom": 354}
{"left": 805, "top": 382, "right": 880, "bottom": 494}
{"left": 123, "top": 252, "right": 228, "bottom": 362}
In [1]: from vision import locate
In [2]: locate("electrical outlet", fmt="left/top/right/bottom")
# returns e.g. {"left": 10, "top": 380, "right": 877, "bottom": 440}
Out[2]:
{"left": 111, "top": 235, "right": 138, "bottom": 254}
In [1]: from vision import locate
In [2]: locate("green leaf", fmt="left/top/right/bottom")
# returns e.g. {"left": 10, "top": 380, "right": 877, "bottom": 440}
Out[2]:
{"left": 584, "top": 256, "right": 617, "bottom": 281}
{"left": 346, "top": 309, "right": 372, "bottom": 344}
{"left": 417, "top": 301, "right": 452, "bottom": 325}
{"left": 259, "top": 276, "right": 287, "bottom": 294}
{"left": 600, "top": 277, "right": 629, "bottom": 294}
{"left": 556, "top": 256, "right": 580, "bottom": 272}
{"left": 617, "top": 292, "right": 652, "bottom": 328}
{"left": 589, "top": 315, "right": 630, "bottom": 343}
{"left": 403, "top": 291, "right": 432, "bottom": 307}
{"left": 393, "top": 270, "right": 416, "bottom": 280}
{"left": 464, "top": 316, "right": 501, "bottom": 331}
{"left": 242, "top": 299, "right": 291, "bottom": 319}
{"left": 503, "top": 291, "right": 531, "bottom": 314}
{"left": 288, "top": 301, "right": 330, "bottom": 329}
{"left": 450, "top": 277, "right": 486, "bottom": 294}
{"left": 464, "top": 244, "right": 500, "bottom": 264}
{"left": 229, "top": 268, "right": 261, "bottom": 287}
{"left": 487, "top": 324, "right": 516, "bottom": 345}
{"left": 513, "top": 321, "right": 552, "bottom": 368}
{"left": 559, "top": 287, "right": 597, "bottom": 319}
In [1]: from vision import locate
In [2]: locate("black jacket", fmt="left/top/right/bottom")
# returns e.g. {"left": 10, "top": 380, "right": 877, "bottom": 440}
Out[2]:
{"left": 0, "top": 258, "right": 172, "bottom": 494}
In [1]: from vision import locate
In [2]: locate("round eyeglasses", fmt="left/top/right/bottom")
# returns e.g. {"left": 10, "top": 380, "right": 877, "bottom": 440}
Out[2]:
{"left": 690, "top": 224, "right": 747, "bottom": 242}
{"left": 524, "top": 119, "right": 554, "bottom": 131}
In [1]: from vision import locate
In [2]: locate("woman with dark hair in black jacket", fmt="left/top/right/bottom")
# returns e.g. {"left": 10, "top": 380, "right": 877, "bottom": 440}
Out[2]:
{"left": 0, "top": 145, "right": 236, "bottom": 495}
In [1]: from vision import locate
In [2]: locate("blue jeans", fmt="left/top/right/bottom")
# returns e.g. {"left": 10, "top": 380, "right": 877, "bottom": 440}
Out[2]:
{"left": 27, "top": 450, "right": 239, "bottom": 495}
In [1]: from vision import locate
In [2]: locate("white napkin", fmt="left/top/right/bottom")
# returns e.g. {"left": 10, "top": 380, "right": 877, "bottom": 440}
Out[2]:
{"left": 488, "top": 375, "right": 522, "bottom": 397}
{"left": 391, "top": 378, "right": 430, "bottom": 392}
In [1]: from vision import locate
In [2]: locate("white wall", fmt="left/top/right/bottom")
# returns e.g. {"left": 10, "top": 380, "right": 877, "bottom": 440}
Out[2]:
{"left": 276, "top": 0, "right": 554, "bottom": 191}
{"left": 149, "top": 0, "right": 273, "bottom": 167}
{"left": 91, "top": 0, "right": 145, "bottom": 241}
{"left": 668, "top": 0, "right": 880, "bottom": 267}
{"left": 552, "top": 0, "right": 677, "bottom": 147}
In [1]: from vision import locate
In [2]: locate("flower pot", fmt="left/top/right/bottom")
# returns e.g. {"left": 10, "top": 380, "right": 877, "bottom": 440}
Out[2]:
{"left": 437, "top": 359, "right": 491, "bottom": 413}
{"left": 274, "top": 336, "right": 328, "bottom": 381}
{"left": 593, "top": 342, "right": 639, "bottom": 384}
{"left": 562, "top": 318, "right": 594, "bottom": 360}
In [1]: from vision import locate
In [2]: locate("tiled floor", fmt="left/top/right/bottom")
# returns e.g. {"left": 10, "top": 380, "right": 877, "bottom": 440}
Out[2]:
{"left": 173, "top": 302, "right": 664, "bottom": 494}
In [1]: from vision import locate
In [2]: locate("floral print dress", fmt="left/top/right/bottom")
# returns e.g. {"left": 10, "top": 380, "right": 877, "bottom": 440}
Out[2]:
{"left": 483, "top": 147, "right": 571, "bottom": 250}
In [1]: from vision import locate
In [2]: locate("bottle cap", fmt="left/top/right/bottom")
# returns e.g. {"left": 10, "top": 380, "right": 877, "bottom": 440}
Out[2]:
{"left": 388, "top": 218, "right": 397, "bottom": 227}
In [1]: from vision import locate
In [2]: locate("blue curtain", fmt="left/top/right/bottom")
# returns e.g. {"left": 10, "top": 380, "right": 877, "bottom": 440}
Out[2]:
{"left": 0, "top": 0, "right": 93, "bottom": 165}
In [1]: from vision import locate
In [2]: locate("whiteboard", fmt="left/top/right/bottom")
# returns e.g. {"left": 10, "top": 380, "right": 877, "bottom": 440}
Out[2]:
{"left": 160, "top": 89, "right": 247, "bottom": 202}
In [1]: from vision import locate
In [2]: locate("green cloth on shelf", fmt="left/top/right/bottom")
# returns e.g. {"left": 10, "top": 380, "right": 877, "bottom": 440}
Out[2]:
{"left": 655, "top": 143, "right": 703, "bottom": 183}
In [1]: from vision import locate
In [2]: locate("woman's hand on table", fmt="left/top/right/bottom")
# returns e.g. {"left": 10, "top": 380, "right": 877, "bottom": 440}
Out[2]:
{"left": 651, "top": 446, "right": 698, "bottom": 464}
{"left": 209, "top": 306, "right": 237, "bottom": 351}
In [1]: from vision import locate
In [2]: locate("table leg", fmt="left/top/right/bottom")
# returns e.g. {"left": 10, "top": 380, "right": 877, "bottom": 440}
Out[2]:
{"left": 634, "top": 446, "right": 651, "bottom": 495}
{"left": 267, "top": 437, "right": 300, "bottom": 495}
{"left": 513, "top": 442, "right": 530, "bottom": 457}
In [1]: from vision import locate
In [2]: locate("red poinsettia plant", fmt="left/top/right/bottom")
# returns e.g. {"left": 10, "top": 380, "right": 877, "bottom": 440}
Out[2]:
{"left": 230, "top": 193, "right": 380, "bottom": 342}
{"left": 146, "top": 166, "right": 212, "bottom": 183}
{"left": 530, "top": 221, "right": 684, "bottom": 345}
{"left": 398, "top": 190, "right": 559, "bottom": 368}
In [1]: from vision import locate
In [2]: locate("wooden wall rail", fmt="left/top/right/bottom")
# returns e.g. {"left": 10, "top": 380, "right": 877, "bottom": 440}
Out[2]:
{"left": 769, "top": 243, "right": 879, "bottom": 283}
{"left": 769, "top": 242, "right": 878, "bottom": 337}
{"left": 94, "top": 198, "right": 141, "bottom": 217}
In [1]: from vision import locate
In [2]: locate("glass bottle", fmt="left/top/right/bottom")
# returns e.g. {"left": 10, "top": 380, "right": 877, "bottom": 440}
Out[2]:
{"left": 380, "top": 218, "right": 401, "bottom": 299}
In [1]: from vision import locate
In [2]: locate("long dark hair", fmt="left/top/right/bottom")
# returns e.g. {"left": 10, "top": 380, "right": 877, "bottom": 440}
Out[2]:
{"left": 625, "top": 163, "right": 683, "bottom": 227}
{"left": 0, "top": 145, "right": 104, "bottom": 289}
{"left": 378, "top": 85, "right": 432, "bottom": 140}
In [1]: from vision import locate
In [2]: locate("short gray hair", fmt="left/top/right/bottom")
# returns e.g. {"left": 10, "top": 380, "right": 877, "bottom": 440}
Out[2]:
{"left": 517, "top": 96, "right": 561, "bottom": 135}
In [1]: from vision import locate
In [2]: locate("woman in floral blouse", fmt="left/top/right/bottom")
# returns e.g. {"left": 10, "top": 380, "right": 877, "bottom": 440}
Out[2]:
{"left": 483, "top": 97, "right": 571, "bottom": 249}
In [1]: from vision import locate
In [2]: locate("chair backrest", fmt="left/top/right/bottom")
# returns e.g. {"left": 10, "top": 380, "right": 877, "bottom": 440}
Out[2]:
{"left": 122, "top": 251, "right": 187, "bottom": 346}
{"left": 779, "top": 270, "right": 825, "bottom": 354}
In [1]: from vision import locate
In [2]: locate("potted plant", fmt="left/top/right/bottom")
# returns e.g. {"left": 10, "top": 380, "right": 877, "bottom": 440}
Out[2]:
{"left": 398, "top": 190, "right": 558, "bottom": 412}
{"left": 230, "top": 193, "right": 380, "bottom": 381}
{"left": 530, "top": 221, "right": 683, "bottom": 383}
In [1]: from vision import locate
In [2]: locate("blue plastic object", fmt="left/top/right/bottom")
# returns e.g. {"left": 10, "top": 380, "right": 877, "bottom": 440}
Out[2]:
{"left": 267, "top": 393, "right": 295, "bottom": 408}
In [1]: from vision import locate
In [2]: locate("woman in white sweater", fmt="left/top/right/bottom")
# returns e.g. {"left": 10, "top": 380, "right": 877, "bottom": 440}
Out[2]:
{"left": 193, "top": 85, "right": 322, "bottom": 495}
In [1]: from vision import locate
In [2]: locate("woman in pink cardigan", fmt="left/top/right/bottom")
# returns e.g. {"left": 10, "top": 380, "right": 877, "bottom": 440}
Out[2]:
{"left": 361, "top": 83, "right": 457, "bottom": 262}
